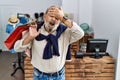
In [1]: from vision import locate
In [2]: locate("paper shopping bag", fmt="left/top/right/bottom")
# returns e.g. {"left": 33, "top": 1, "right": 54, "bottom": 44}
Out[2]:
{"left": 4, "top": 25, "right": 30, "bottom": 50}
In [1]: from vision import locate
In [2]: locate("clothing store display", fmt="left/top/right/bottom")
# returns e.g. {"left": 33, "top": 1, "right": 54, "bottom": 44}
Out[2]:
{"left": 6, "top": 15, "right": 23, "bottom": 53}
{"left": 5, "top": 15, "right": 25, "bottom": 77}
{"left": 5, "top": 24, "right": 30, "bottom": 50}
{"left": 6, "top": 23, "right": 22, "bottom": 34}
{"left": 17, "top": 13, "right": 31, "bottom": 24}
{"left": 8, "top": 15, "right": 19, "bottom": 25}
{"left": 19, "top": 17, "right": 29, "bottom": 24}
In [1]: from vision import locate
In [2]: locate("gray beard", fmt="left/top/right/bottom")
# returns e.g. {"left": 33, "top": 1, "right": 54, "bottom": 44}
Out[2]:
{"left": 44, "top": 21, "right": 59, "bottom": 32}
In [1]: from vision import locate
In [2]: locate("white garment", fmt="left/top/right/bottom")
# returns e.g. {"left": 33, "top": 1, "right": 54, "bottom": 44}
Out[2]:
{"left": 14, "top": 22, "right": 84, "bottom": 73}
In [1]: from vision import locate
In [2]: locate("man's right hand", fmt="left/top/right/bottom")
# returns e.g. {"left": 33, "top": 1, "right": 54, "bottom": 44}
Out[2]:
{"left": 28, "top": 24, "right": 40, "bottom": 39}
{"left": 22, "top": 24, "right": 41, "bottom": 45}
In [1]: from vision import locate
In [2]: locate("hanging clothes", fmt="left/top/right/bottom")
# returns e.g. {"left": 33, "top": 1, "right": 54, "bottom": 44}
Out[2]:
{"left": 6, "top": 23, "right": 22, "bottom": 34}
{"left": 6, "top": 15, "right": 23, "bottom": 53}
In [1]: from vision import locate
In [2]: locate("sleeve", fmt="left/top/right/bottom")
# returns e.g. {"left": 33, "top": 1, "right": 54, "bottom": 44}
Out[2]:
{"left": 6, "top": 24, "right": 11, "bottom": 34}
{"left": 14, "top": 33, "right": 32, "bottom": 52}
{"left": 66, "top": 22, "right": 84, "bottom": 44}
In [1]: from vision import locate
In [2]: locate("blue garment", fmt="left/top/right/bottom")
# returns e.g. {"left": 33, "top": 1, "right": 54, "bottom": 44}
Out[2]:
{"left": 33, "top": 67, "right": 65, "bottom": 80}
{"left": 10, "top": 49, "right": 16, "bottom": 53}
{"left": 6, "top": 23, "right": 22, "bottom": 34}
{"left": 6, "top": 23, "right": 22, "bottom": 53}
{"left": 35, "top": 22, "right": 71, "bottom": 60}
{"left": 66, "top": 45, "right": 71, "bottom": 60}
{"left": 19, "top": 17, "right": 29, "bottom": 24}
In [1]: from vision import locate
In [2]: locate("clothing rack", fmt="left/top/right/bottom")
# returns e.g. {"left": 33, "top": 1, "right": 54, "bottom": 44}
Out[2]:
{"left": 11, "top": 52, "right": 24, "bottom": 76}
{"left": 0, "top": 49, "right": 2, "bottom": 53}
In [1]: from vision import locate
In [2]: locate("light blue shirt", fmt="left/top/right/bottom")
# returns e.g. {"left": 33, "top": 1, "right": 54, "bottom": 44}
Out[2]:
{"left": 6, "top": 23, "right": 22, "bottom": 34}
{"left": 6, "top": 23, "right": 23, "bottom": 53}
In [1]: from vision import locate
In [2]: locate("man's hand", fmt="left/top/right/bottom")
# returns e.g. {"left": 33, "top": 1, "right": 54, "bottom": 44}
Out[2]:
{"left": 47, "top": 6, "right": 64, "bottom": 21}
{"left": 29, "top": 25, "right": 40, "bottom": 39}
{"left": 22, "top": 23, "right": 40, "bottom": 45}
{"left": 47, "top": 6, "right": 73, "bottom": 28}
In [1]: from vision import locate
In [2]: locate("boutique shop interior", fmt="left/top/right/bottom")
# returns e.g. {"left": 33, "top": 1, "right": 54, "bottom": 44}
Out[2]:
{"left": 0, "top": 0, "right": 120, "bottom": 80}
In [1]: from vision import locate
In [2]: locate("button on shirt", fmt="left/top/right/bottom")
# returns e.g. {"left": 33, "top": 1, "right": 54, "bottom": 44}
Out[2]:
{"left": 14, "top": 22, "right": 84, "bottom": 73}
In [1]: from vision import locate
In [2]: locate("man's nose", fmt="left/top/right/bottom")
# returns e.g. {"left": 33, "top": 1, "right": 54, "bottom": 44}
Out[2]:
{"left": 51, "top": 17, "right": 56, "bottom": 21}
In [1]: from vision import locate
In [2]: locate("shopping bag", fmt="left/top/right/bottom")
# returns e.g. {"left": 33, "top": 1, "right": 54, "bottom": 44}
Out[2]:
{"left": 4, "top": 25, "right": 30, "bottom": 50}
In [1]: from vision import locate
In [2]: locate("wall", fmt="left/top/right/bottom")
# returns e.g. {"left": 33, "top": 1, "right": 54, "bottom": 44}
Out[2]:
{"left": 92, "top": 0, "right": 120, "bottom": 58}
{"left": 116, "top": 36, "right": 120, "bottom": 80}
{"left": 78, "top": 0, "right": 93, "bottom": 26}
{"left": 0, "top": 0, "right": 61, "bottom": 50}
{"left": 62, "top": 0, "right": 93, "bottom": 26}
{"left": 62, "top": 0, "right": 79, "bottom": 23}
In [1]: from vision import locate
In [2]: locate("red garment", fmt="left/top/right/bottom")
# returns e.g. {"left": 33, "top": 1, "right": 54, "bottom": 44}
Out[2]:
{"left": 4, "top": 25, "right": 30, "bottom": 50}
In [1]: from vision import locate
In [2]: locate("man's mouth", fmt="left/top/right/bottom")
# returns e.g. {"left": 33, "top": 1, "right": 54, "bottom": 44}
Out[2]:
{"left": 49, "top": 21, "right": 55, "bottom": 26}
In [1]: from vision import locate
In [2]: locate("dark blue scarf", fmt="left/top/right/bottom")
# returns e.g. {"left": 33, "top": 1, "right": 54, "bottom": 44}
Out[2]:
{"left": 35, "top": 22, "right": 71, "bottom": 60}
